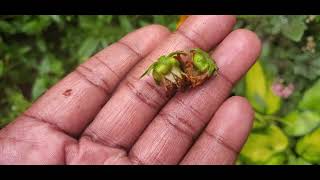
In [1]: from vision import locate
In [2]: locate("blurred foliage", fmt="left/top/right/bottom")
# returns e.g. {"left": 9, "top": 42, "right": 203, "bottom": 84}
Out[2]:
{"left": 1, "top": 15, "right": 320, "bottom": 165}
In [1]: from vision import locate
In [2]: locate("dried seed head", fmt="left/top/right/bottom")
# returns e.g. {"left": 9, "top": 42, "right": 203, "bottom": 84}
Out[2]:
{"left": 140, "top": 48, "right": 218, "bottom": 94}
{"left": 182, "top": 48, "right": 218, "bottom": 87}
{"left": 140, "top": 50, "right": 187, "bottom": 93}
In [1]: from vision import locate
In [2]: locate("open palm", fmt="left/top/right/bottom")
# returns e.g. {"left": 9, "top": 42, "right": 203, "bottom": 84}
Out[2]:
{"left": 0, "top": 15, "right": 261, "bottom": 165}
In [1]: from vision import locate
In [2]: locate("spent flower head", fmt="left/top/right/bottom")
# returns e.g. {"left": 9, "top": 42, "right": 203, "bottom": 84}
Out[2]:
{"left": 183, "top": 48, "right": 218, "bottom": 87}
{"left": 140, "top": 51, "right": 188, "bottom": 93}
{"left": 141, "top": 48, "right": 218, "bottom": 94}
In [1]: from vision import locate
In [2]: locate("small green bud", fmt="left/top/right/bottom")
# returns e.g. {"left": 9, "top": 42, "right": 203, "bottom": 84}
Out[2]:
{"left": 140, "top": 48, "right": 218, "bottom": 93}
{"left": 152, "top": 70, "right": 162, "bottom": 84}
{"left": 191, "top": 48, "right": 217, "bottom": 76}
{"left": 140, "top": 51, "right": 186, "bottom": 87}
{"left": 154, "top": 62, "right": 171, "bottom": 75}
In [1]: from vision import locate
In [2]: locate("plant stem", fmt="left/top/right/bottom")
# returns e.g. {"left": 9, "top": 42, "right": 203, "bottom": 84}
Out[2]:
{"left": 254, "top": 112, "right": 290, "bottom": 125}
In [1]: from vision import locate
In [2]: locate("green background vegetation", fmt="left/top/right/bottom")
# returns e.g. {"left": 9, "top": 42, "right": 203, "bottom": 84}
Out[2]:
{"left": 1, "top": 15, "right": 320, "bottom": 165}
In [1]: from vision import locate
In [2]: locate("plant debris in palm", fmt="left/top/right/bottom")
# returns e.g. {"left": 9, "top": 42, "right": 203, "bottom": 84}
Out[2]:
{"left": 140, "top": 48, "right": 218, "bottom": 95}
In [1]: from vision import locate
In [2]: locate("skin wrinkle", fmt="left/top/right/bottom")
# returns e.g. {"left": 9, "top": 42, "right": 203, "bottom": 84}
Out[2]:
{"left": 216, "top": 71, "right": 234, "bottom": 87}
{"left": 74, "top": 69, "right": 109, "bottom": 94}
{"left": 124, "top": 78, "right": 164, "bottom": 110}
{"left": 76, "top": 65, "right": 113, "bottom": 94}
{"left": 174, "top": 30, "right": 204, "bottom": 50}
{"left": 0, "top": 136, "right": 41, "bottom": 148}
{"left": 203, "top": 130, "right": 239, "bottom": 154}
{"left": 22, "top": 113, "right": 70, "bottom": 136}
{"left": 118, "top": 40, "right": 143, "bottom": 58}
{"left": 158, "top": 112, "right": 196, "bottom": 140}
{"left": 82, "top": 130, "right": 128, "bottom": 151}
{"left": 92, "top": 55, "right": 121, "bottom": 80}
{"left": 172, "top": 96, "right": 206, "bottom": 125}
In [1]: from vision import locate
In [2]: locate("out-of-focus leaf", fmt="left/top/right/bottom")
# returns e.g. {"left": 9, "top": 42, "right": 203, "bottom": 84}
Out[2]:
{"left": 265, "top": 153, "right": 287, "bottom": 165}
{"left": 288, "top": 154, "right": 312, "bottom": 165}
{"left": 240, "top": 125, "right": 289, "bottom": 164}
{"left": 299, "top": 79, "right": 320, "bottom": 112}
{"left": 36, "top": 38, "right": 47, "bottom": 53}
{"left": 49, "top": 15, "right": 62, "bottom": 24}
{"left": 265, "top": 85, "right": 281, "bottom": 115}
{"left": 269, "top": 16, "right": 282, "bottom": 34}
{"left": 119, "top": 16, "right": 134, "bottom": 33}
{"left": 0, "top": 20, "right": 15, "bottom": 34}
{"left": 245, "top": 61, "right": 281, "bottom": 115}
{"left": 77, "top": 37, "right": 100, "bottom": 63}
{"left": 252, "top": 119, "right": 270, "bottom": 130}
{"left": 79, "top": 16, "right": 97, "bottom": 30}
{"left": 282, "top": 110, "right": 320, "bottom": 137}
{"left": 281, "top": 16, "right": 307, "bottom": 42}
{"left": 245, "top": 61, "right": 267, "bottom": 113}
{"left": 38, "top": 55, "right": 64, "bottom": 76}
{"left": 6, "top": 89, "right": 30, "bottom": 116}
{"left": 21, "top": 17, "right": 51, "bottom": 35}
{"left": 0, "top": 60, "right": 4, "bottom": 78}
{"left": 296, "top": 128, "right": 320, "bottom": 164}
{"left": 31, "top": 76, "right": 49, "bottom": 100}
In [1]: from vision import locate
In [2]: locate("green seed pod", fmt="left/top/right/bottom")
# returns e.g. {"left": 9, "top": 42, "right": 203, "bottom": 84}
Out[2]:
{"left": 140, "top": 48, "right": 218, "bottom": 93}
{"left": 154, "top": 62, "right": 171, "bottom": 75}
{"left": 140, "top": 51, "right": 186, "bottom": 89}
{"left": 191, "top": 48, "right": 218, "bottom": 76}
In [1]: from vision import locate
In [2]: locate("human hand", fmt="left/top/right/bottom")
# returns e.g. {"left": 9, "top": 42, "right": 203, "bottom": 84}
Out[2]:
{"left": 0, "top": 15, "right": 261, "bottom": 165}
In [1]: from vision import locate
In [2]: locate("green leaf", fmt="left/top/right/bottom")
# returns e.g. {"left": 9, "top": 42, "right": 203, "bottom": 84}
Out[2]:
{"left": 0, "top": 20, "right": 15, "bottom": 34}
{"left": 252, "top": 118, "right": 270, "bottom": 130}
{"left": 5, "top": 89, "right": 30, "bottom": 119}
{"left": 288, "top": 155, "right": 312, "bottom": 165}
{"left": 299, "top": 79, "right": 320, "bottom": 112}
{"left": 77, "top": 37, "right": 100, "bottom": 63}
{"left": 0, "top": 60, "right": 4, "bottom": 78}
{"left": 118, "top": 16, "right": 134, "bottom": 33}
{"left": 296, "top": 128, "right": 320, "bottom": 164}
{"left": 282, "top": 110, "right": 320, "bottom": 137}
{"left": 49, "top": 15, "right": 62, "bottom": 24}
{"left": 245, "top": 61, "right": 281, "bottom": 114}
{"left": 31, "top": 76, "right": 49, "bottom": 100}
{"left": 265, "top": 85, "right": 282, "bottom": 115}
{"left": 265, "top": 153, "right": 287, "bottom": 165}
{"left": 79, "top": 16, "right": 98, "bottom": 30}
{"left": 281, "top": 16, "right": 307, "bottom": 42}
{"left": 240, "top": 125, "right": 289, "bottom": 164}
{"left": 245, "top": 61, "right": 267, "bottom": 113}
{"left": 21, "top": 17, "right": 51, "bottom": 35}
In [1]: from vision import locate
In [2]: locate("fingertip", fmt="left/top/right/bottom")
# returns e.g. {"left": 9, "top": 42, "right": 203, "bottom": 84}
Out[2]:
{"left": 206, "top": 96, "right": 255, "bottom": 150}
{"left": 119, "top": 24, "right": 170, "bottom": 56}
{"left": 231, "top": 28, "right": 262, "bottom": 56}
{"left": 212, "top": 28, "right": 262, "bottom": 83}
{"left": 225, "top": 96, "right": 255, "bottom": 127}
{"left": 177, "top": 15, "right": 237, "bottom": 50}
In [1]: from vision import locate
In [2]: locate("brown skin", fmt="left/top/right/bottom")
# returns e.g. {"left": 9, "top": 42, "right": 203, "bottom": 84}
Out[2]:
{"left": 0, "top": 15, "right": 261, "bottom": 165}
